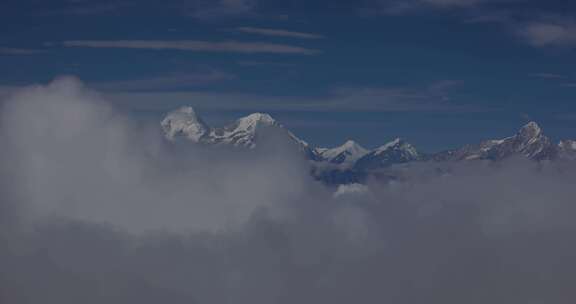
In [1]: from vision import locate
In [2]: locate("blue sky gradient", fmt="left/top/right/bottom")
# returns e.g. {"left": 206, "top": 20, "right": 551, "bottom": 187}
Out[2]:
{"left": 1, "top": 0, "right": 576, "bottom": 151}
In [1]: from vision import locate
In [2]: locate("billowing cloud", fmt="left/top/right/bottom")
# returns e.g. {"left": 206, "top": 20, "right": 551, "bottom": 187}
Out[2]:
{"left": 2, "top": 77, "right": 576, "bottom": 303}
{"left": 0, "top": 77, "right": 313, "bottom": 233}
{"left": 62, "top": 39, "right": 321, "bottom": 55}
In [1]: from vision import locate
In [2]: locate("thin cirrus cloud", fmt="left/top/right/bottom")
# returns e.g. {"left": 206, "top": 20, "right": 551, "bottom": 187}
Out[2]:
{"left": 529, "top": 73, "right": 566, "bottom": 79}
{"left": 377, "top": 0, "right": 576, "bottom": 50}
{"left": 40, "top": 0, "right": 133, "bottom": 15}
{"left": 62, "top": 40, "right": 321, "bottom": 55}
{"left": 0, "top": 47, "right": 46, "bottom": 55}
{"left": 91, "top": 70, "right": 235, "bottom": 92}
{"left": 378, "top": 0, "right": 536, "bottom": 15}
{"left": 235, "top": 27, "right": 324, "bottom": 39}
{"left": 517, "top": 21, "right": 576, "bottom": 47}
{"left": 100, "top": 80, "right": 484, "bottom": 113}
{"left": 188, "top": 0, "right": 257, "bottom": 19}
{"left": 417, "top": 0, "right": 482, "bottom": 6}
{"left": 380, "top": 0, "right": 488, "bottom": 13}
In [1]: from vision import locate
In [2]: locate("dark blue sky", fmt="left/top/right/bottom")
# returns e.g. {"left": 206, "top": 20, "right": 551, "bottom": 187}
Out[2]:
{"left": 2, "top": 0, "right": 576, "bottom": 151}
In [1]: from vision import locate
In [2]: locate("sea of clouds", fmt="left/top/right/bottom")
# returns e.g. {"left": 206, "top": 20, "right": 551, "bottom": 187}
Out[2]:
{"left": 1, "top": 77, "right": 576, "bottom": 303}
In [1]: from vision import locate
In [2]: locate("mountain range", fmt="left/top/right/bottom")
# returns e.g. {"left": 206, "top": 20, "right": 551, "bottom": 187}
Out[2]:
{"left": 161, "top": 106, "right": 576, "bottom": 184}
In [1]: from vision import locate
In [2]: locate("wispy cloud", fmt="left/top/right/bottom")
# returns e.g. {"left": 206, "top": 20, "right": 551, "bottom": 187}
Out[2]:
{"left": 378, "top": 0, "right": 492, "bottom": 14}
{"left": 529, "top": 73, "right": 576, "bottom": 88}
{"left": 422, "top": 0, "right": 483, "bottom": 6}
{"left": 188, "top": 0, "right": 257, "bottom": 19}
{"left": 517, "top": 21, "right": 576, "bottom": 47}
{"left": 235, "top": 27, "right": 324, "bottom": 39}
{"left": 237, "top": 60, "right": 295, "bottom": 67}
{"left": 329, "top": 80, "right": 465, "bottom": 109}
{"left": 1, "top": 78, "right": 490, "bottom": 116}
{"left": 62, "top": 40, "right": 321, "bottom": 55}
{"left": 30, "top": 0, "right": 253, "bottom": 18}
{"left": 90, "top": 70, "right": 235, "bottom": 92}
{"left": 555, "top": 112, "right": 576, "bottom": 121}
{"left": 0, "top": 47, "right": 46, "bottom": 55}
{"left": 375, "top": 1, "right": 576, "bottom": 50}
{"left": 41, "top": 0, "right": 133, "bottom": 15}
{"left": 529, "top": 73, "right": 566, "bottom": 79}
{"left": 95, "top": 80, "right": 487, "bottom": 114}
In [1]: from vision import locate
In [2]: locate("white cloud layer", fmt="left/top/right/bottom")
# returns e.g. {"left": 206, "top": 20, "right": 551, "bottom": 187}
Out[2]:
{"left": 2, "top": 77, "right": 576, "bottom": 303}
{"left": 0, "top": 77, "right": 312, "bottom": 233}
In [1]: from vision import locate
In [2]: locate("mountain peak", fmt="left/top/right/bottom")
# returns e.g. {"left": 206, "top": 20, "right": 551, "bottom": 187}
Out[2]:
{"left": 342, "top": 140, "right": 360, "bottom": 148}
{"left": 161, "top": 106, "right": 210, "bottom": 141}
{"left": 234, "top": 113, "right": 278, "bottom": 131}
{"left": 374, "top": 138, "right": 408, "bottom": 154}
{"left": 354, "top": 138, "right": 420, "bottom": 171}
{"left": 372, "top": 138, "right": 418, "bottom": 157}
{"left": 241, "top": 113, "right": 276, "bottom": 124}
{"left": 519, "top": 121, "right": 542, "bottom": 139}
{"left": 175, "top": 106, "right": 196, "bottom": 115}
{"left": 442, "top": 121, "right": 553, "bottom": 161}
{"left": 523, "top": 121, "right": 540, "bottom": 129}
{"left": 317, "top": 140, "right": 369, "bottom": 164}
{"left": 337, "top": 140, "right": 367, "bottom": 153}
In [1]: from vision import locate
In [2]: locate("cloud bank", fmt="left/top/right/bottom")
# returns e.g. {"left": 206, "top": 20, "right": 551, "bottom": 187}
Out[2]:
{"left": 2, "top": 77, "right": 576, "bottom": 303}
{"left": 0, "top": 77, "right": 315, "bottom": 233}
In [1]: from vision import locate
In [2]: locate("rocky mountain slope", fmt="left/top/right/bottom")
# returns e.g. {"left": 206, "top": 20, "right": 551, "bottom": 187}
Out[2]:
{"left": 161, "top": 107, "right": 576, "bottom": 183}
{"left": 315, "top": 140, "right": 369, "bottom": 165}
{"left": 161, "top": 106, "right": 317, "bottom": 158}
{"left": 433, "top": 122, "right": 556, "bottom": 161}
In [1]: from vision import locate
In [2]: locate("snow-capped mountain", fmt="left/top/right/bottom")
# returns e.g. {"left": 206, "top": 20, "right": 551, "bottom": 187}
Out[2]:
{"left": 433, "top": 122, "right": 555, "bottom": 161}
{"left": 161, "top": 108, "right": 575, "bottom": 184}
{"left": 161, "top": 106, "right": 317, "bottom": 158}
{"left": 161, "top": 107, "right": 210, "bottom": 142}
{"left": 316, "top": 140, "right": 369, "bottom": 165}
{"left": 209, "top": 113, "right": 280, "bottom": 148}
{"left": 354, "top": 138, "right": 421, "bottom": 171}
